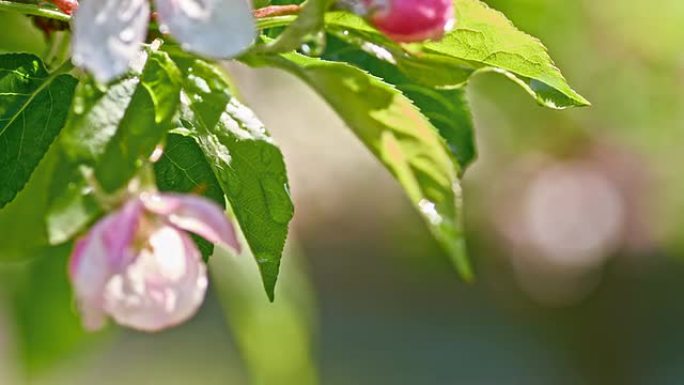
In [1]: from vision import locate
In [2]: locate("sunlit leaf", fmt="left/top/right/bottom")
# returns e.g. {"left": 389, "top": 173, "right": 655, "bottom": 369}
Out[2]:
{"left": 49, "top": 49, "right": 182, "bottom": 243}
{"left": 321, "top": 0, "right": 589, "bottom": 109}
{"left": 172, "top": 57, "right": 294, "bottom": 299}
{"left": 423, "top": 0, "right": 590, "bottom": 108}
{"left": 243, "top": 51, "right": 473, "bottom": 280}
{"left": 323, "top": 36, "right": 477, "bottom": 169}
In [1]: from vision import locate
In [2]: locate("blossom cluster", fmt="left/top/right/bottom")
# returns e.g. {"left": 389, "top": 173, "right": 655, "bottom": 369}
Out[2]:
{"left": 66, "top": 0, "right": 455, "bottom": 332}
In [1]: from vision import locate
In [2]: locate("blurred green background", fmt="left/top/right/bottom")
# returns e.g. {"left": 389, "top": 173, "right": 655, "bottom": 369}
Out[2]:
{"left": 2, "top": 0, "right": 684, "bottom": 384}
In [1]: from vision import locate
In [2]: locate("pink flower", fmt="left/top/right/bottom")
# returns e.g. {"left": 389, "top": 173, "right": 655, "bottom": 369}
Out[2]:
{"left": 69, "top": 193, "right": 240, "bottom": 332}
{"left": 362, "top": 0, "right": 455, "bottom": 42}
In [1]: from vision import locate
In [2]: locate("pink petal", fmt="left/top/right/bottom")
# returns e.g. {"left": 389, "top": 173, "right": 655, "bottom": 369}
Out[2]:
{"left": 69, "top": 200, "right": 143, "bottom": 330}
{"left": 141, "top": 193, "right": 240, "bottom": 252}
{"left": 102, "top": 226, "right": 208, "bottom": 332}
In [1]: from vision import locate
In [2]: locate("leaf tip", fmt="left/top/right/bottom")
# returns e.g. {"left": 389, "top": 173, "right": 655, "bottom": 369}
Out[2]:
{"left": 454, "top": 256, "right": 475, "bottom": 283}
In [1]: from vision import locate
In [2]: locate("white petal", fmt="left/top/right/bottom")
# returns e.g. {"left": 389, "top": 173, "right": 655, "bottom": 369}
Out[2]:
{"left": 155, "top": 0, "right": 256, "bottom": 58}
{"left": 102, "top": 226, "right": 208, "bottom": 332}
{"left": 72, "top": 0, "right": 150, "bottom": 83}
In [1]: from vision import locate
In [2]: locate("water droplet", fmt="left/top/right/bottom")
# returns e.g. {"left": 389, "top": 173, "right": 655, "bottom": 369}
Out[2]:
{"left": 72, "top": 53, "right": 83, "bottom": 66}
{"left": 149, "top": 145, "right": 164, "bottom": 162}
{"left": 361, "top": 42, "right": 397, "bottom": 64}
{"left": 418, "top": 199, "right": 443, "bottom": 225}
{"left": 72, "top": 96, "right": 85, "bottom": 115}
{"left": 158, "top": 24, "right": 170, "bottom": 34}
{"left": 260, "top": 176, "right": 294, "bottom": 224}
{"left": 187, "top": 74, "right": 211, "bottom": 94}
{"left": 299, "top": 31, "right": 327, "bottom": 57}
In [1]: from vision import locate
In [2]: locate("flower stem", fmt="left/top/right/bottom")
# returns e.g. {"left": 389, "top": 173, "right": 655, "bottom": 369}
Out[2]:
{"left": 0, "top": 0, "right": 70, "bottom": 22}
{"left": 253, "top": 4, "right": 301, "bottom": 19}
{"left": 255, "top": 15, "right": 298, "bottom": 30}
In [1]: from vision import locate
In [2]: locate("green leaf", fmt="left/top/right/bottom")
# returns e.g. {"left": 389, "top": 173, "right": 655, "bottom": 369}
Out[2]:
{"left": 253, "top": 0, "right": 271, "bottom": 8}
{"left": 154, "top": 133, "right": 225, "bottom": 259}
{"left": 321, "top": 0, "right": 589, "bottom": 109}
{"left": 323, "top": 36, "right": 477, "bottom": 169}
{"left": 422, "top": 0, "right": 590, "bottom": 108}
{"left": 242, "top": 51, "right": 473, "bottom": 280}
{"left": 49, "top": 48, "right": 182, "bottom": 244}
{"left": 0, "top": 53, "right": 77, "bottom": 208}
{"left": 60, "top": 49, "right": 181, "bottom": 192}
{"left": 60, "top": 76, "right": 139, "bottom": 163}
{"left": 321, "top": 12, "right": 474, "bottom": 87}
{"left": 401, "top": 86, "right": 475, "bottom": 169}
{"left": 48, "top": 74, "right": 138, "bottom": 244}
{"left": 0, "top": 142, "right": 61, "bottom": 260}
{"left": 94, "top": 50, "right": 181, "bottom": 192}
{"left": 45, "top": 150, "right": 102, "bottom": 245}
{"left": 172, "top": 58, "right": 294, "bottom": 299}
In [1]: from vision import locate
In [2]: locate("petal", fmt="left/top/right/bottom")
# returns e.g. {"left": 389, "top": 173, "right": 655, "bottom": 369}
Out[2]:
{"left": 69, "top": 200, "right": 143, "bottom": 330}
{"left": 71, "top": 0, "right": 150, "bottom": 83}
{"left": 155, "top": 0, "right": 256, "bottom": 58}
{"left": 102, "top": 226, "right": 208, "bottom": 331}
{"left": 142, "top": 193, "right": 240, "bottom": 252}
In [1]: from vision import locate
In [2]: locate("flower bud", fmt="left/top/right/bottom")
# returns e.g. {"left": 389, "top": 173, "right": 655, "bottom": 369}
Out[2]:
{"left": 51, "top": 0, "right": 79, "bottom": 15}
{"left": 362, "top": 0, "right": 454, "bottom": 42}
{"left": 69, "top": 193, "right": 239, "bottom": 332}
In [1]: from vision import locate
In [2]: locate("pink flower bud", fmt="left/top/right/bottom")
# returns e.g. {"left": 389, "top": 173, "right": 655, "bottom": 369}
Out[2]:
{"left": 362, "top": 0, "right": 455, "bottom": 43}
{"left": 69, "top": 193, "right": 239, "bottom": 332}
{"left": 51, "top": 0, "right": 78, "bottom": 15}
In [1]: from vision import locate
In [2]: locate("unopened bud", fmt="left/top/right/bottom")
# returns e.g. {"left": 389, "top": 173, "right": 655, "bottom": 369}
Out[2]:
{"left": 51, "top": 0, "right": 79, "bottom": 15}
{"left": 361, "top": 0, "right": 454, "bottom": 43}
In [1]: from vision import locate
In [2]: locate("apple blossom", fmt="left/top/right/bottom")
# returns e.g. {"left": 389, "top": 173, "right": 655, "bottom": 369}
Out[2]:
{"left": 69, "top": 193, "right": 240, "bottom": 332}
{"left": 361, "top": 0, "right": 454, "bottom": 42}
{"left": 71, "top": 0, "right": 256, "bottom": 83}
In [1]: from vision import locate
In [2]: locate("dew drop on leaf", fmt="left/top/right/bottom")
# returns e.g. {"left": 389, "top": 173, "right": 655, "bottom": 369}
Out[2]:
{"left": 418, "top": 199, "right": 443, "bottom": 226}
{"left": 260, "top": 177, "right": 294, "bottom": 224}
{"left": 299, "top": 31, "right": 327, "bottom": 57}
